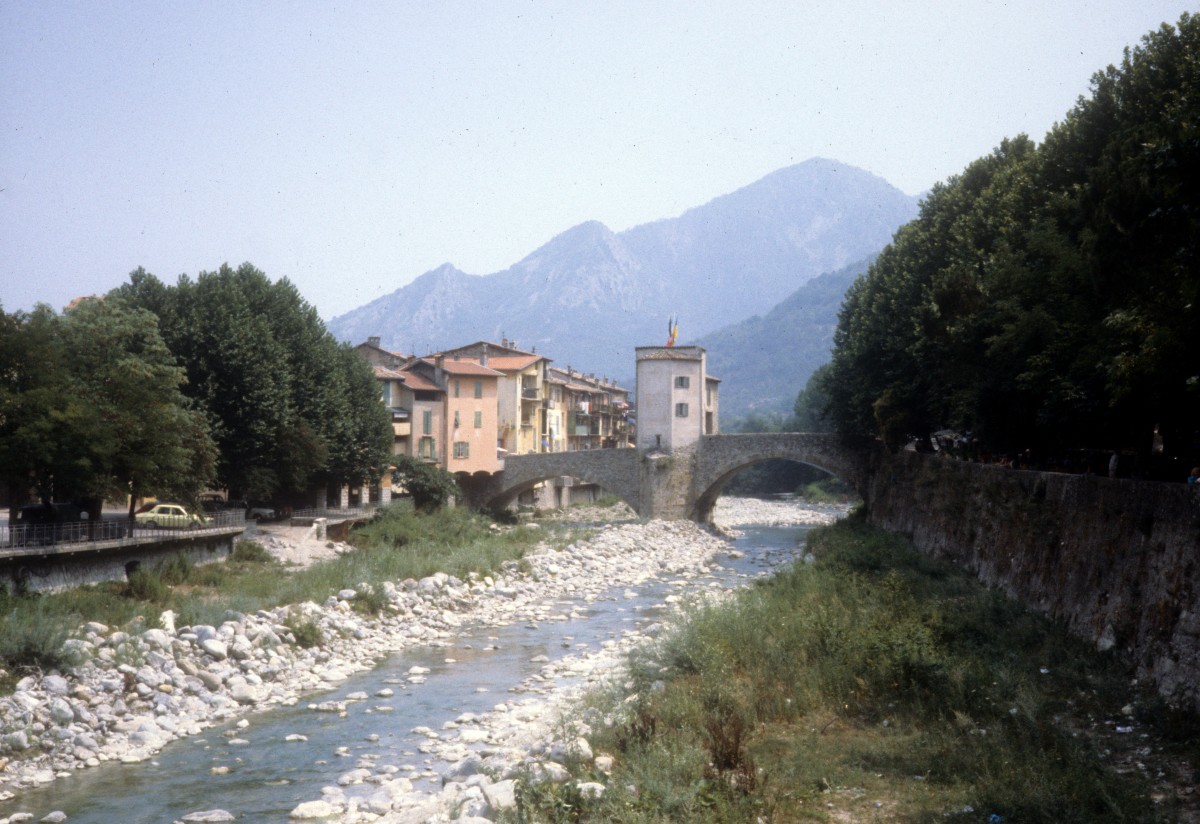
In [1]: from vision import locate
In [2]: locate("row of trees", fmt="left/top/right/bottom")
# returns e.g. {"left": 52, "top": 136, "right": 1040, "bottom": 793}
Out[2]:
{"left": 2, "top": 264, "right": 393, "bottom": 519}
{"left": 823, "top": 14, "right": 1199, "bottom": 473}
{"left": 1, "top": 298, "right": 216, "bottom": 518}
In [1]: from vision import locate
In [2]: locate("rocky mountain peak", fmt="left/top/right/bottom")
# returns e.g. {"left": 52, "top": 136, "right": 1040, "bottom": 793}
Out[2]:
{"left": 327, "top": 158, "right": 919, "bottom": 381}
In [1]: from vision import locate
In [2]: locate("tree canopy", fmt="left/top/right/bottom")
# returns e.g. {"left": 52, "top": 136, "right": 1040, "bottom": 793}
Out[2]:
{"left": 114, "top": 263, "right": 393, "bottom": 503}
{"left": 824, "top": 14, "right": 1200, "bottom": 474}
{"left": 390, "top": 454, "right": 459, "bottom": 512}
{"left": 1, "top": 298, "right": 216, "bottom": 514}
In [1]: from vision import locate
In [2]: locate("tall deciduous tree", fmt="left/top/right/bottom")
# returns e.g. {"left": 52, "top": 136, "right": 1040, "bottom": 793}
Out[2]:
{"left": 0, "top": 304, "right": 81, "bottom": 512}
{"left": 61, "top": 298, "right": 217, "bottom": 523}
{"left": 0, "top": 299, "right": 216, "bottom": 524}
{"left": 114, "top": 263, "right": 392, "bottom": 503}
{"left": 825, "top": 13, "right": 1200, "bottom": 472}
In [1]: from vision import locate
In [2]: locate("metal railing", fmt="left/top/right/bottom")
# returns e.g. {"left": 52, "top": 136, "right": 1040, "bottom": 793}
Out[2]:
{"left": 2, "top": 510, "right": 248, "bottom": 553}
{"left": 286, "top": 503, "right": 377, "bottom": 522}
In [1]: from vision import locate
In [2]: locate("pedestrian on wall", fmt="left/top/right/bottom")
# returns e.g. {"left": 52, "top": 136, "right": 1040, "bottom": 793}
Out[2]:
{"left": 1187, "top": 467, "right": 1200, "bottom": 487}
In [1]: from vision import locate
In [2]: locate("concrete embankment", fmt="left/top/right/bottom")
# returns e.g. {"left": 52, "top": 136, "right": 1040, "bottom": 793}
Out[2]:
{"left": 0, "top": 498, "right": 840, "bottom": 823}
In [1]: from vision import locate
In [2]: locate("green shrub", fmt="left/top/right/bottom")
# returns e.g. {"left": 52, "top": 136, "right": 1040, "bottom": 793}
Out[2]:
{"left": 155, "top": 553, "right": 193, "bottom": 586}
{"left": 126, "top": 568, "right": 170, "bottom": 604}
{"left": 231, "top": 540, "right": 273, "bottom": 564}
{"left": 0, "top": 597, "right": 74, "bottom": 675}
{"left": 286, "top": 618, "right": 323, "bottom": 649}
{"left": 352, "top": 583, "right": 389, "bottom": 616}
{"left": 797, "top": 477, "right": 853, "bottom": 502}
{"left": 390, "top": 454, "right": 460, "bottom": 511}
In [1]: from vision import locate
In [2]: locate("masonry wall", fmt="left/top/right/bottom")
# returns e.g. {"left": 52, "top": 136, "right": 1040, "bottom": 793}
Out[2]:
{"left": 866, "top": 450, "right": 1200, "bottom": 711}
{"left": 639, "top": 443, "right": 698, "bottom": 520}
{"left": 1, "top": 531, "right": 238, "bottom": 594}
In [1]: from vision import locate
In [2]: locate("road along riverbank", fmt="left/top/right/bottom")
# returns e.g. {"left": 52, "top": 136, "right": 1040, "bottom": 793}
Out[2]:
{"left": 0, "top": 497, "right": 844, "bottom": 823}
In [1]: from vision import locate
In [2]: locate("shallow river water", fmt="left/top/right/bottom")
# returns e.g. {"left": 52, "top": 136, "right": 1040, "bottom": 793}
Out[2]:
{"left": 13, "top": 522, "right": 816, "bottom": 823}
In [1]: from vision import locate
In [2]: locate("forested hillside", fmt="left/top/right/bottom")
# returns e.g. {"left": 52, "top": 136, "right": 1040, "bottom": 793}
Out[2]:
{"left": 698, "top": 257, "right": 872, "bottom": 417}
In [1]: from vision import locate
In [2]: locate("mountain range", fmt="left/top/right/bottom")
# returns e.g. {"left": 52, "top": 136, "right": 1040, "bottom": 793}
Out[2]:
{"left": 327, "top": 158, "right": 920, "bottom": 416}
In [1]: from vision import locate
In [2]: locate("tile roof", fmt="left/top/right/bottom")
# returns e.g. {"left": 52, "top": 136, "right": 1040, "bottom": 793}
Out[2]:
{"left": 397, "top": 368, "right": 443, "bottom": 392}
{"left": 442, "top": 340, "right": 540, "bottom": 357}
{"left": 548, "top": 367, "right": 629, "bottom": 394}
{"left": 483, "top": 354, "right": 544, "bottom": 371}
{"left": 372, "top": 365, "right": 407, "bottom": 381}
{"left": 635, "top": 345, "right": 704, "bottom": 361}
{"left": 432, "top": 358, "right": 505, "bottom": 377}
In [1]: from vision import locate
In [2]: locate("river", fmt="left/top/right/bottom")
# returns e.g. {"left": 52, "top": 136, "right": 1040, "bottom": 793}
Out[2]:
{"left": 5, "top": 503, "right": 835, "bottom": 823}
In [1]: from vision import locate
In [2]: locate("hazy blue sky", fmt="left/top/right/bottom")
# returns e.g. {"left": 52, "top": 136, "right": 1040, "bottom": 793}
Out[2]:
{"left": 1, "top": 2, "right": 1193, "bottom": 320}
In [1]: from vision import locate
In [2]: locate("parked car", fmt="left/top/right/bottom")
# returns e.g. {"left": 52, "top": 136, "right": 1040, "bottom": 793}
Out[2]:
{"left": 134, "top": 503, "right": 210, "bottom": 529}
{"left": 198, "top": 492, "right": 227, "bottom": 515}
{"left": 244, "top": 501, "right": 279, "bottom": 521}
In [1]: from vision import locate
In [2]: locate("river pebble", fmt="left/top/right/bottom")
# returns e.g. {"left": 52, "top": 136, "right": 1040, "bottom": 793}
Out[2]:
{"left": 0, "top": 497, "right": 842, "bottom": 822}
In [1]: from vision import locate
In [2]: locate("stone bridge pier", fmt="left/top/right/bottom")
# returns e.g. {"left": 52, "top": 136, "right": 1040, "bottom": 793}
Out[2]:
{"left": 459, "top": 433, "right": 866, "bottom": 523}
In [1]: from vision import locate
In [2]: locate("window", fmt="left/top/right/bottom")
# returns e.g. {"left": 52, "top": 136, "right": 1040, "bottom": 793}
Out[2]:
{"left": 380, "top": 382, "right": 391, "bottom": 405}
{"left": 474, "top": 380, "right": 483, "bottom": 398}
{"left": 422, "top": 410, "right": 432, "bottom": 435}
{"left": 675, "top": 376, "right": 690, "bottom": 389}
{"left": 453, "top": 441, "right": 470, "bottom": 459}
{"left": 454, "top": 411, "right": 461, "bottom": 429}
{"left": 453, "top": 380, "right": 461, "bottom": 398}
{"left": 474, "top": 411, "right": 483, "bottom": 429}
{"left": 676, "top": 402, "right": 689, "bottom": 418}
{"left": 419, "top": 436, "right": 436, "bottom": 458}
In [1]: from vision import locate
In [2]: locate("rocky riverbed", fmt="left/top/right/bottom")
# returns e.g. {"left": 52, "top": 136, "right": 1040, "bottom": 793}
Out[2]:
{"left": 0, "top": 497, "right": 844, "bottom": 823}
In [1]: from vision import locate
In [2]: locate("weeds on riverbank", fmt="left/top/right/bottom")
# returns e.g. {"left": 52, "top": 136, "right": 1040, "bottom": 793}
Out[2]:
{"left": 0, "top": 504, "right": 551, "bottom": 693}
{"left": 513, "top": 511, "right": 1190, "bottom": 823}
{"left": 797, "top": 477, "right": 852, "bottom": 502}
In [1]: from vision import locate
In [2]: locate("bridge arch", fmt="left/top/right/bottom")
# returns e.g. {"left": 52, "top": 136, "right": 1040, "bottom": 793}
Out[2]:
{"left": 457, "top": 435, "right": 864, "bottom": 522}
{"left": 691, "top": 434, "right": 865, "bottom": 522}
{"left": 461, "top": 449, "right": 643, "bottom": 515}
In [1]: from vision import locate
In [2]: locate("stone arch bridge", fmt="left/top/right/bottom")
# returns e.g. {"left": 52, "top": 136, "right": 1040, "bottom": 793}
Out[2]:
{"left": 459, "top": 433, "right": 867, "bottom": 522}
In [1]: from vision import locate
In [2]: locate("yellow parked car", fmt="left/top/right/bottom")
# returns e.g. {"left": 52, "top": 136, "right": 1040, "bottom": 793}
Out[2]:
{"left": 134, "top": 503, "right": 210, "bottom": 529}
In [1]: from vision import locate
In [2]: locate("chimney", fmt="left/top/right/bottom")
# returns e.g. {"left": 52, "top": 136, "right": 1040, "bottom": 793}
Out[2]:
{"left": 481, "top": 343, "right": 489, "bottom": 367}
{"left": 434, "top": 355, "right": 445, "bottom": 388}
{"left": 368, "top": 336, "right": 381, "bottom": 348}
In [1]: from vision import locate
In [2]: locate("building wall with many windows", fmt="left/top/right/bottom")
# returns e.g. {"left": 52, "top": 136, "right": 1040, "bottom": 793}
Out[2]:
{"left": 440, "top": 359, "right": 503, "bottom": 473}
{"left": 358, "top": 338, "right": 636, "bottom": 505}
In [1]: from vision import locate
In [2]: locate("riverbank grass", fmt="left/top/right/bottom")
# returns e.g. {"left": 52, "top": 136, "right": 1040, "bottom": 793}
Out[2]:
{"left": 0, "top": 504, "right": 553, "bottom": 693}
{"left": 514, "top": 512, "right": 1192, "bottom": 823}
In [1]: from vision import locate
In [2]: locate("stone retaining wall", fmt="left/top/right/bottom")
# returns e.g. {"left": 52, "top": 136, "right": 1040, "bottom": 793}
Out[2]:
{"left": 865, "top": 450, "right": 1200, "bottom": 711}
{"left": 0, "top": 530, "right": 239, "bottom": 594}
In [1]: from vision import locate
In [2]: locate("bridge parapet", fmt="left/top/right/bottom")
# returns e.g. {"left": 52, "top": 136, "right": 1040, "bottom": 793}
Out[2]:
{"left": 459, "top": 434, "right": 866, "bottom": 522}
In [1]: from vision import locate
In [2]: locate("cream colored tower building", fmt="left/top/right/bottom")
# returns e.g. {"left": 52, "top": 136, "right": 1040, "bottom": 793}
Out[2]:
{"left": 635, "top": 346, "right": 718, "bottom": 453}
